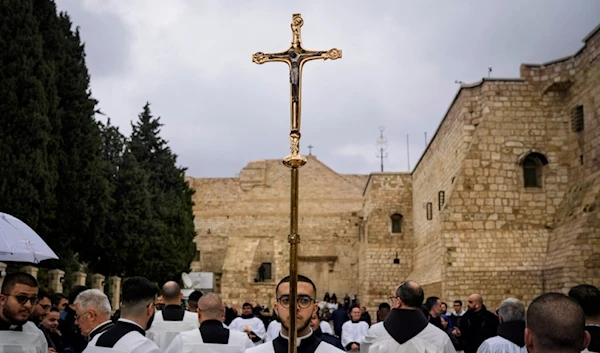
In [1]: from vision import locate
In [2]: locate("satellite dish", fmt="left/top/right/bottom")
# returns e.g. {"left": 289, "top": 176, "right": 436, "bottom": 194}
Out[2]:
{"left": 181, "top": 272, "right": 193, "bottom": 289}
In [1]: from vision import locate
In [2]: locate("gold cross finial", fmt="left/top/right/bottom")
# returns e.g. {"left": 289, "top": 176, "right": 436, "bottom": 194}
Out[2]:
{"left": 252, "top": 13, "right": 342, "bottom": 168}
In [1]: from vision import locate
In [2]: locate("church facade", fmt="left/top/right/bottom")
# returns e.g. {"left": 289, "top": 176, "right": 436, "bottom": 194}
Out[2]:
{"left": 186, "top": 24, "right": 600, "bottom": 313}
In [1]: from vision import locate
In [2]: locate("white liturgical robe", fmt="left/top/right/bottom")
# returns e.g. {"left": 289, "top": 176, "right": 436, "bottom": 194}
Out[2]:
{"left": 84, "top": 319, "right": 160, "bottom": 353}
{"left": 320, "top": 321, "right": 333, "bottom": 335}
{"left": 266, "top": 321, "right": 282, "bottom": 342}
{"left": 229, "top": 317, "right": 266, "bottom": 344}
{"left": 341, "top": 320, "right": 369, "bottom": 348}
{"left": 244, "top": 330, "right": 344, "bottom": 353}
{"left": 0, "top": 322, "right": 48, "bottom": 353}
{"left": 154, "top": 307, "right": 199, "bottom": 327}
{"left": 476, "top": 336, "right": 526, "bottom": 353}
{"left": 164, "top": 326, "right": 254, "bottom": 353}
{"left": 361, "top": 309, "right": 455, "bottom": 353}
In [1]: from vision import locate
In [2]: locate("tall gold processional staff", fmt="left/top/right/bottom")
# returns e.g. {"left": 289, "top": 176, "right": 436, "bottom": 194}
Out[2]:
{"left": 252, "top": 13, "right": 342, "bottom": 353}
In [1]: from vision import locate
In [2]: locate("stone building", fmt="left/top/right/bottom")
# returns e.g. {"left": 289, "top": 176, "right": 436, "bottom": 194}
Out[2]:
{"left": 186, "top": 24, "right": 600, "bottom": 313}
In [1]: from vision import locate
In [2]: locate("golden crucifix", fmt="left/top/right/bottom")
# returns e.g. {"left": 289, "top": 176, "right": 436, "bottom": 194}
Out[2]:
{"left": 253, "top": 13, "right": 342, "bottom": 167}
{"left": 252, "top": 13, "right": 341, "bottom": 353}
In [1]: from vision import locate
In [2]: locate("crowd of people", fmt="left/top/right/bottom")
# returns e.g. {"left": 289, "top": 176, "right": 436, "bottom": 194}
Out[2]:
{"left": 0, "top": 271, "right": 598, "bottom": 353}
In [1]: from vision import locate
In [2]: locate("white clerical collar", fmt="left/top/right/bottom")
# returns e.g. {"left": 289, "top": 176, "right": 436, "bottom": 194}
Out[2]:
{"left": 280, "top": 329, "right": 314, "bottom": 347}
{"left": 118, "top": 318, "right": 144, "bottom": 330}
{"left": 89, "top": 320, "right": 113, "bottom": 335}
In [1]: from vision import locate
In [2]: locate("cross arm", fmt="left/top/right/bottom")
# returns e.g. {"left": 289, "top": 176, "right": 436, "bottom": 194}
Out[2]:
{"left": 298, "top": 48, "right": 342, "bottom": 64}
{"left": 252, "top": 50, "right": 292, "bottom": 65}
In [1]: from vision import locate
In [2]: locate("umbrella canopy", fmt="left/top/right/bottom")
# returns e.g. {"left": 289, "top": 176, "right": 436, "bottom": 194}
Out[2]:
{"left": 0, "top": 212, "right": 59, "bottom": 263}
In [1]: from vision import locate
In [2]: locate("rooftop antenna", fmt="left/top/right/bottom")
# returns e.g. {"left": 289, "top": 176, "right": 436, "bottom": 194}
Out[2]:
{"left": 455, "top": 80, "right": 464, "bottom": 84}
{"left": 308, "top": 145, "right": 313, "bottom": 156}
{"left": 375, "top": 126, "right": 388, "bottom": 172}
{"left": 488, "top": 67, "right": 492, "bottom": 77}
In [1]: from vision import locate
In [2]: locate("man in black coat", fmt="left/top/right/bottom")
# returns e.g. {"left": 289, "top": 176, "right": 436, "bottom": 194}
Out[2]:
{"left": 453, "top": 293, "right": 499, "bottom": 353}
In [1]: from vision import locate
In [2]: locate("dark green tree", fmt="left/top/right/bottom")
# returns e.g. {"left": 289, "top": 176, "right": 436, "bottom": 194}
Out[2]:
{"left": 126, "top": 103, "right": 196, "bottom": 282}
{"left": 0, "top": 0, "right": 58, "bottom": 237}
{"left": 31, "top": 1, "right": 111, "bottom": 265}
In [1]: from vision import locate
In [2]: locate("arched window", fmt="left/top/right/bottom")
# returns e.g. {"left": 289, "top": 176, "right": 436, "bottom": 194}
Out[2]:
{"left": 391, "top": 213, "right": 403, "bottom": 233}
{"left": 522, "top": 152, "right": 548, "bottom": 188}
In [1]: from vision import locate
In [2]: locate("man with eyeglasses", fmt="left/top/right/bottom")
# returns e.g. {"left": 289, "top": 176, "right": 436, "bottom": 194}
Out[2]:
{"left": 83, "top": 276, "right": 160, "bottom": 353}
{"left": 73, "top": 289, "right": 114, "bottom": 341}
{"left": 0, "top": 272, "right": 48, "bottom": 352}
{"left": 361, "top": 280, "right": 455, "bottom": 353}
{"left": 245, "top": 274, "right": 344, "bottom": 353}
{"left": 29, "top": 288, "right": 52, "bottom": 326}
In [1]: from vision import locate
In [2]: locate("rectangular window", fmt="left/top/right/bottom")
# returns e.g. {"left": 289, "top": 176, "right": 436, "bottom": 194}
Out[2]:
{"left": 571, "top": 105, "right": 584, "bottom": 132}
{"left": 260, "top": 262, "right": 272, "bottom": 280}
{"left": 426, "top": 202, "right": 433, "bottom": 220}
{"left": 438, "top": 191, "right": 445, "bottom": 210}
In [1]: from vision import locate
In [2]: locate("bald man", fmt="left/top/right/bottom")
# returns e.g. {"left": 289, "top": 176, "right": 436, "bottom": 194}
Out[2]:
{"left": 163, "top": 293, "right": 254, "bottom": 353}
{"left": 154, "top": 281, "right": 198, "bottom": 326}
{"left": 453, "top": 294, "right": 498, "bottom": 353}
{"left": 525, "top": 292, "right": 590, "bottom": 353}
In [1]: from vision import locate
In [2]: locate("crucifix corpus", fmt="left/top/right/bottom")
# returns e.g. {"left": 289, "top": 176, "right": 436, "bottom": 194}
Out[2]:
{"left": 252, "top": 13, "right": 341, "bottom": 353}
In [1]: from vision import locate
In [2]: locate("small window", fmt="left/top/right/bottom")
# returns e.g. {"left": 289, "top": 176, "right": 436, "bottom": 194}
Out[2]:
{"left": 426, "top": 203, "right": 433, "bottom": 220}
{"left": 391, "top": 214, "right": 403, "bottom": 233}
{"left": 193, "top": 251, "right": 200, "bottom": 262}
{"left": 571, "top": 105, "right": 584, "bottom": 132}
{"left": 522, "top": 153, "right": 547, "bottom": 188}
{"left": 258, "top": 262, "right": 272, "bottom": 281}
{"left": 438, "top": 191, "right": 445, "bottom": 210}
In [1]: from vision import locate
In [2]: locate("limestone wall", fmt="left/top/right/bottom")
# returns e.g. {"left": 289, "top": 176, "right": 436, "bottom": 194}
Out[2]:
{"left": 409, "top": 88, "right": 475, "bottom": 297}
{"left": 531, "top": 26, "right": 600, "bottom": 293}
{"left": 188, "top": 156, "right": 366, "bottom": 305}
{"left": 360, "top": 173, "right": 413, "bottom": 318}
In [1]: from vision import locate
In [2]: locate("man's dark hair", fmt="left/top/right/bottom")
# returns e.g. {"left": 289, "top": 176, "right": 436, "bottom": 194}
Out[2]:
{"left": 188, "top": 290, "right": 203, "bottom": 310}
{"left": 51, "top": 293, "right": 67, "bottom": 307}
{"left": 68, "top": 285, "right": 89, "bottom": 304}
{"left": 242, "top": 302, "right": 252, "bottom": 308}
{"left": 1, "top": 272, "right": 38, "bottom": 293}
{"left": 189, "top": 290, "right": 203, "bottom": 303}
{"left": 49, "top": 307, "right": 60, "bottom": 313}
{"left": 424, "top": 296, "right": 440, "bottom": 311}
{"left": 121, "top": 277, "right": 158, "bottom": 305}
{"left": 38, "top": 288, "right": 51, "bottom": 301}
{"left": 276, "top": 275, "right": 317, "bottom": 298}
{"left": 378, "top": 302, "right": 391, "bottom": 310}
{"left": 527, "top": 292, "right": 587, "bottom": 352}
{"left": 568, "top": 284, "right": 600, "bottom": 318}
{"left": 395, "top": 280, "right": 424, "bottom": 308}
{"left": 454, "top": 300, "right": 462, "bottom": 306}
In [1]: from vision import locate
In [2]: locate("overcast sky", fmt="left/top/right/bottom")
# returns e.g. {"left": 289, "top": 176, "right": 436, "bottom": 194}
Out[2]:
{"left": 54, "top": 0, "right": 600, "bottom": 177}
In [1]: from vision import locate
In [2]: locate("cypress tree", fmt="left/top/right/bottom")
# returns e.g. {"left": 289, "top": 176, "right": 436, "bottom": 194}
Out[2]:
{"left": 0, "top": 0, "right": 58, "bottom": 237}
{"left": 127, "top": 103, "right": 196, "bottom": 282}
{"left": 30, "top": 1, "right": 111, "bottom": 265}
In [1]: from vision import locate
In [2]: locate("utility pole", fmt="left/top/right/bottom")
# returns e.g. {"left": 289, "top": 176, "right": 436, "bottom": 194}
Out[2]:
{"left": 376, "top": 126, "right": 388, "bottom": 172}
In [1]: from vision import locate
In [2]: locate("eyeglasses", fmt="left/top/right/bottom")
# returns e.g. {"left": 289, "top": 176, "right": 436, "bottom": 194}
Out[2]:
{"left": 39, "top": 304, "right": 52, "bottom": 310}
{"left": 389, "top": 296, "right": 399, "bottom": 303}
{"left": 277, "top": 295, "right": 314, "bottom": 308}
{"left": 1, "top": 294, "right": 38, "bottom": 305}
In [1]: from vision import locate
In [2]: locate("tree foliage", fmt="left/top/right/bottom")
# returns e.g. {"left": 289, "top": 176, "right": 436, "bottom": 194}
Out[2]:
{"left": 0, "top": 0, "right": 196, "bottom": 284}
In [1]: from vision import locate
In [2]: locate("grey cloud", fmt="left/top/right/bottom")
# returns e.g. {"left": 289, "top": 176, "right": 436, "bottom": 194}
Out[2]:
{"left": 55, "top": 0, "right": 132, "bottom": 79}
{"left": 53, "top": 0, "right": 600, "bottom": 177}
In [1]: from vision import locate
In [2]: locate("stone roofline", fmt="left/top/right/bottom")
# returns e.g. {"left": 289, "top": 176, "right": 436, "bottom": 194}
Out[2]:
{"left": 362, "top": 172, "right": 411, "bottom": 196}
{"left": 411, "top": 77, "right": 527, "bottom": 174}
{"left": 411, "top": 22, "right": 599, "bottom": 175}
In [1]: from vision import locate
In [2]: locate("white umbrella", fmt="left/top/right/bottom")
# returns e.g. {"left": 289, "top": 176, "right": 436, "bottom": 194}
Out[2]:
{"left": 0, "top": 212, "right": 59, "bottom": 263}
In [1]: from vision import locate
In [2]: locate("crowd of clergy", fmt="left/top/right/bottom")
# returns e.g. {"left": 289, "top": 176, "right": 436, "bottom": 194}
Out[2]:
{"left": 0, "top": 271, "right": 598, "bottom": 353}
